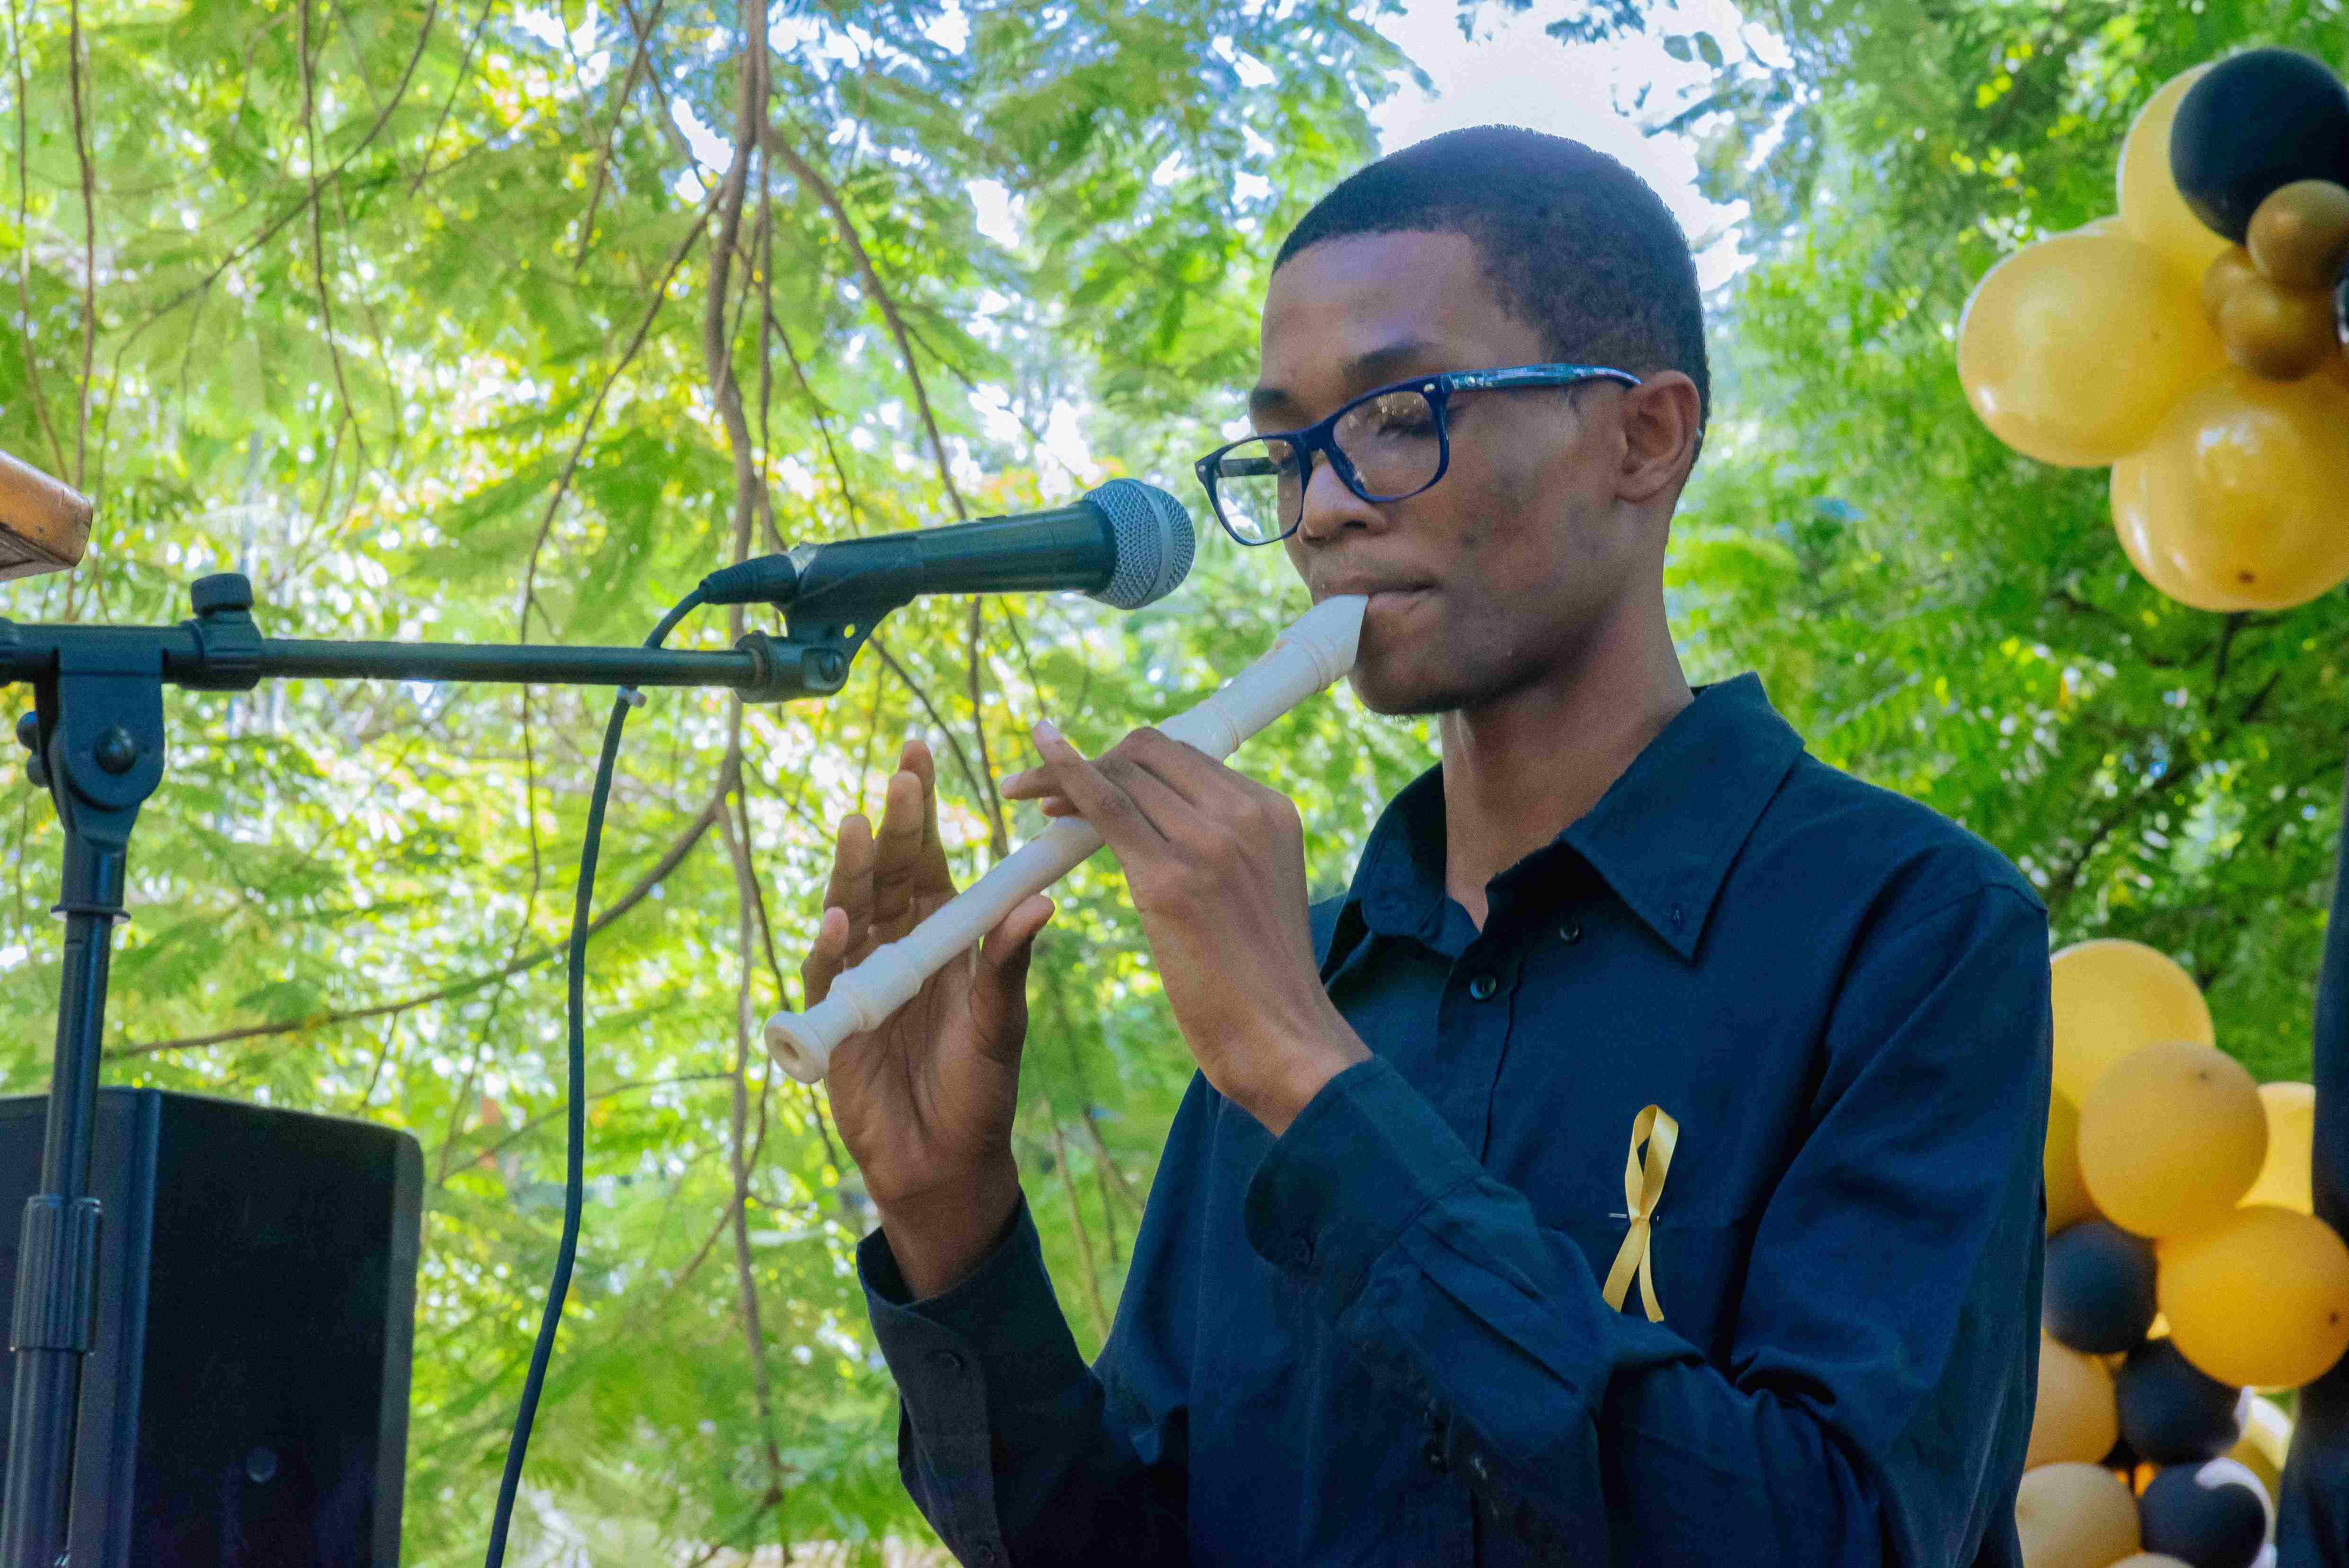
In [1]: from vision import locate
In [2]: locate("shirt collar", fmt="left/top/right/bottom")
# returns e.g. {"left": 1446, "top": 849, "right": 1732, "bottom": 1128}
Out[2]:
{"left": 1333, "top": 673, "right": 1806, "bottom": 964}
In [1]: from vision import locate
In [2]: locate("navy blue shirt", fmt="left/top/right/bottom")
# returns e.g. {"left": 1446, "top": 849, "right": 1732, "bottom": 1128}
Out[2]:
{"left": 858, "top": 673, "right": 2052, "bottom": 1566}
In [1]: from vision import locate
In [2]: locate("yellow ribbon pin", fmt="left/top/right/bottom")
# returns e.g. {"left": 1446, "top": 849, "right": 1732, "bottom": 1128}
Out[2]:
{"left": 1600, "top": 1104, "right": 1678, "bottom": 1323}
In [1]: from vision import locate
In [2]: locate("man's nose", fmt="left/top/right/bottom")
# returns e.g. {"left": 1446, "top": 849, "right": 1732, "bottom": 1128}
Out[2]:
{"left": 1294, "top": 454, "right": 1379, "bottom": 543}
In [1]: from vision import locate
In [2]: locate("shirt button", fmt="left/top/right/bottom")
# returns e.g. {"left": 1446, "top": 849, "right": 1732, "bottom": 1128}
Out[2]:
{"left": 1467, "top": 974, "right": 1498, "bottom": 1001}
{"left": 1559, "top": 920, "right": 1582, "bottom": 945}
{"left": 1422, "top": 1435, "right": 1448, "bottom": 1472}
{"left": 925, "top": 1348, "right": 966, "bottom": 1377}
{"left": 1290, "top": 1232, "right": 1314, "bottom": 1268}
{"left": 972, "top": 1546, "right": 1000, "bottom": 1565}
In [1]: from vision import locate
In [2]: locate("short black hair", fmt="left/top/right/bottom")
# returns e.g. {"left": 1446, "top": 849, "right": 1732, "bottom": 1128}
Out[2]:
{"left": 1274, "top": 125, "right": 1711, "bottom": 433}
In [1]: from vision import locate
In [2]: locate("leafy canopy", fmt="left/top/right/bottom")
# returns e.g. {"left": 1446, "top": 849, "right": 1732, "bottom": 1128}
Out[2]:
{"left": 1, "top": 1, "right": 1416, "bottom": 1559}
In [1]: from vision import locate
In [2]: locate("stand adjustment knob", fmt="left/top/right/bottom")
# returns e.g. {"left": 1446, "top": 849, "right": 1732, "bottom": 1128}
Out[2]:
{"left": 183, "top": 573, "right": 262, "bottom": 691}
{"left": 190, "top": 572, "right": 253, "bottom": 617}
{"left": 94, "top": 727, "right": 138, "bottom": 775}
{"left": 14, "top": 712, "right": 43, "bottom": 789}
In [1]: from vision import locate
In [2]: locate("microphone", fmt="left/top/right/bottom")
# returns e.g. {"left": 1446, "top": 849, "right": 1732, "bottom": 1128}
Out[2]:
{"left": 700, "top": 478, "right": 1197, "bottom": 612}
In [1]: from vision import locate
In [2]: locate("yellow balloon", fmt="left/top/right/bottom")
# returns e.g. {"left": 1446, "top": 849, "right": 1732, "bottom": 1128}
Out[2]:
{"left": 2120, "top": 64, "right": 2233, "bottom": 283}
{"left": 2047, "top": 1091, "right": 2099, "bottom": 1233}
{"left": 2109, "top": 366, "right": 2349, "bottom": 612}
{"left": 2226, "top": 1394, "right": 2292, "bottom": 1502}
{"left": 1958, "top": 228, "right": 2219, "bottom": 467}
{"left": 2028, "top": 1336, "right": 2121, "bottom": 1468}
{"left": 2112, "top": 457, "right": 2267, "bottom": 612}
{"left": 2109, "top": 1558, "right": 2194, "bottom": 1567}
{"left": 2162, "top": 1205, "right": 2349, "bottom": 1389}
{"left": 2051, "top": 940, "right": 2216, "bottom": 1107}
{"left": 2017, "top": 1462, "right": 2142, "bottom": 1568}
{"left": 2244, "top": 1082, "right": 2316, "bottom": 1214}
{"left": 2079, "top": 1040, "right": 2267, "bottom": 1238}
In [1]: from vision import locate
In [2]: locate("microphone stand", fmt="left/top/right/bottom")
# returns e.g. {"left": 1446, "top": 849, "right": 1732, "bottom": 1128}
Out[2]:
{"left": 0, "top": 570, "right": 871, "bottom": 1568}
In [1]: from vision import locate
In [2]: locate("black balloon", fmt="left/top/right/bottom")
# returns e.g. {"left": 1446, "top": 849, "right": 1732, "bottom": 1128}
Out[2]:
{"left": 2141, "top": 1460, "right": 2269, "bottom": 1568}
{"left": 2117, "top": 1340, "right": 2245, "bottom": 1464}
{"left": 2172, "top": 49, "right": 2349, "bottom": 243}
{"left": 2045, "top": 1219, "right": 2159, "bottom": 1354}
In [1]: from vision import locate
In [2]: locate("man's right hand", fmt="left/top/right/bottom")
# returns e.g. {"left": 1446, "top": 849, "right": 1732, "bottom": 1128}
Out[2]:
{"left": 797, "top": 737, "right": 1054, "bottom": 1299}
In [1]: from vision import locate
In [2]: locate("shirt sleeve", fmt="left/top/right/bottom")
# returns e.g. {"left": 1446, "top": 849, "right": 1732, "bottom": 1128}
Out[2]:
{"left": 1242, "top": 879, "right": 2051, "bottom": 1567}
{"left": 858, "top": 1077, "right": 1218, "bottom": 1566}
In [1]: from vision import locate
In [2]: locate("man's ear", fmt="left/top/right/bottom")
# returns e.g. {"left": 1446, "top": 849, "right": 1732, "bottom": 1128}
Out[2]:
{"left": 1615, "top": 371, "right": 1704, "bottom": 505}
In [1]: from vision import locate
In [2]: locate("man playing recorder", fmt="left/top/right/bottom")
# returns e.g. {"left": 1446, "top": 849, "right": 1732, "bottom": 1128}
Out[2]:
{"left": 798, "top": 126, "right": 2052, "bottom": 1566}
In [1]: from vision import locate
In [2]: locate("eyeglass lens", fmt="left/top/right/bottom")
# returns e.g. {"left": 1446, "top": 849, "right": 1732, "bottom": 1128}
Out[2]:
{"left": 1209, "top": 387, "right": 1444, "bottom": 541}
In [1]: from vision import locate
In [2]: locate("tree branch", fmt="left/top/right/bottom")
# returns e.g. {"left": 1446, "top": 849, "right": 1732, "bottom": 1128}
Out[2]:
{"left": 91, "top": 0, "right": 439, "bottom": 502}
{"left": 761, "top": 124, "right": 969, "bottom": 522}
{"left": 966, "top": 599, "right": 1009, "bottom": 857}
{"left": 1045, "top": 1103, "right": 1112, "bottom": 1342}
{"left": 66, "top": 0, "right": 94, "bottom": 486}
{"left": 121, "top": 0, "right": 439, "bottom": 344}
{"left": 5, "top": 0, "right": 66, "bottom": 480}
{"left": 111, "top": 761, "right": 736, "bottom": 1059}
{"left": 408, "top": 0, "right": 489, "bottom": 195}
{"left": 515, "top": 185, "right": 719, "bottom": 642}
{"left": 573, "top": 0, "right": 668, "bottom": 270}
{"left": 298, "top": 0, "right": 370, "bottom": 469}
{"left": 464, "top": 1072, "right": 733, "bottom": 1171}
{"left": 866, "top": 631, "right": 993, "bottom": 823}
{"left": 709, "top": 10, "right": 790, "bottom": 1509}
{"left": 718, "top": 795, "right": 789, "bottom": 1502}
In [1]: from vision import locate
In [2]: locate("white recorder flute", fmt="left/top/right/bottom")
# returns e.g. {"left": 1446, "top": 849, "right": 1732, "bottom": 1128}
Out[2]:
{"left": 763, "top": 594, "right": 1368, "bottom": 1084}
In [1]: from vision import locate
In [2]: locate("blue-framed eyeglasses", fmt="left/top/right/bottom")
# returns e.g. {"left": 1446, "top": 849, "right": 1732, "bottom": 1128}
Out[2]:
{"left": 1192, "top": 362, "right": 1641, "bottom": 545}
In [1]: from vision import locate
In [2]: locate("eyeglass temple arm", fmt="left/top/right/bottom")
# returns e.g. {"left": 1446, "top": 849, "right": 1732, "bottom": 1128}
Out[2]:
{"left": 1444, "top": 364, "right": 1640, "bottom": 393}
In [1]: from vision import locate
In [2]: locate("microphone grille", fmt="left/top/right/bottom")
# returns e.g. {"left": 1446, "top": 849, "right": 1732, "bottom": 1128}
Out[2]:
{"left": 1083, "top": 479, "right": 1197, "bottom": 611}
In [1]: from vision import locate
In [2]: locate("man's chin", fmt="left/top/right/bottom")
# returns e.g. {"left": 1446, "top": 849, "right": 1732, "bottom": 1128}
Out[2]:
{"left": 1346, "top": 663, "right": 1476, "bottom": 719}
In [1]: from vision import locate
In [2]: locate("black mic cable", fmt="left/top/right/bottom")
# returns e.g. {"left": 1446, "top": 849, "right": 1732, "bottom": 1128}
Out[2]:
{"left": 482, "top": 583, "right": 709, "bottom": 1568}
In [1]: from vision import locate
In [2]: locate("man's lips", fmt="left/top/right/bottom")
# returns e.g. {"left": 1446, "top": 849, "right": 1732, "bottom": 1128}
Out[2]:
{"left": 1317, "top": 582, "right": 1435, "bottom": 611}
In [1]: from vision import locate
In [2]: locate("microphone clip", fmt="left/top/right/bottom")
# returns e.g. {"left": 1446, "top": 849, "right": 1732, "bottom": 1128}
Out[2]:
{"left": 732, "top": 625, "right": 868, "bottom": 704}
{"left": 700, "top": 550, "right": 916, "bottom": 703}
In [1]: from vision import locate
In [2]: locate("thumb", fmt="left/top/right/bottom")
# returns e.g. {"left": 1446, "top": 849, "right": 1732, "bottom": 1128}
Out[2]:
{"left": 967, "top": 892, "right": 1052, "bottom": 1028}
{"left": 969, "top": 894, "right": 1053, "bottom": 1053}
{"left": 979, "top": 894, "right": 1054, "bottom": 985}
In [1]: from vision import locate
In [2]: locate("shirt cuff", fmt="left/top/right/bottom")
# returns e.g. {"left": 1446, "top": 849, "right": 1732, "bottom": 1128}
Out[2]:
{"left": 858, "top": 1190, "right": 1093, "bottom": 1433}
{"left": 1243, "top": 1055, "right": 1489, "bottom": 1320}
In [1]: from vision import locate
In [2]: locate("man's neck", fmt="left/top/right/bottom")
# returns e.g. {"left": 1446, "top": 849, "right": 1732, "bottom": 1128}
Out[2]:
{"left": 1437, "top": 596, "right": 1693, "bottom": 928}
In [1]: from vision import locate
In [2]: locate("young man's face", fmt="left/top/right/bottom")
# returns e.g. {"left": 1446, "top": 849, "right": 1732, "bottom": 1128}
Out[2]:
{"left": 1252, "top": 229, "right": 1669, "bottom": 717}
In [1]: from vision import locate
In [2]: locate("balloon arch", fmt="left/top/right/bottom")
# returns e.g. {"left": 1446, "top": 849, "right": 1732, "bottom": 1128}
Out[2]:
{"left": 1956, "top": 47, "right": 2349, "bottom": 1568}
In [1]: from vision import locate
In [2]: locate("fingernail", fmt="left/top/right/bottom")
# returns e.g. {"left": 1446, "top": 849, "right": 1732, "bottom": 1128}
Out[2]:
{"left": 1032, "top": 718, "right": 1062, "bottom": 745}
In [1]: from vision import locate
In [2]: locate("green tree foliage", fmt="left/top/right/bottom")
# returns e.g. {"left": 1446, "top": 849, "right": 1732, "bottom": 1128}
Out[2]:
{"left": 0, "top": 2, "right": 1424, "bottom": 1558}
{"left": 20, "top": 0, "right": 2336, "bottom": 1554}
{"left": 1493, "top": 0, "right": 2349, "bottom": 1082}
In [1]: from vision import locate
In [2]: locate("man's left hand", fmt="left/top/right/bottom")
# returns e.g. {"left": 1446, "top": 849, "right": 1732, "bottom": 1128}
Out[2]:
{"left": 1000, "top": 721, "right": 1371, "bottom": 1137}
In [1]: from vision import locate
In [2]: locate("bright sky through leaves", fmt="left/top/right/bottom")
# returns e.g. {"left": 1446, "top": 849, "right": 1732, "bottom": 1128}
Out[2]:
{"left": 1372, "top": 0, "right": 1759, "bottom": 291}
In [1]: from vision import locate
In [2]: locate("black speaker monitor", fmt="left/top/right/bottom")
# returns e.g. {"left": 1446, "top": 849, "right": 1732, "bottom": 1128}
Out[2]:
{"left": 0, "top": 1089, "right": 422, "bottom": 1566}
